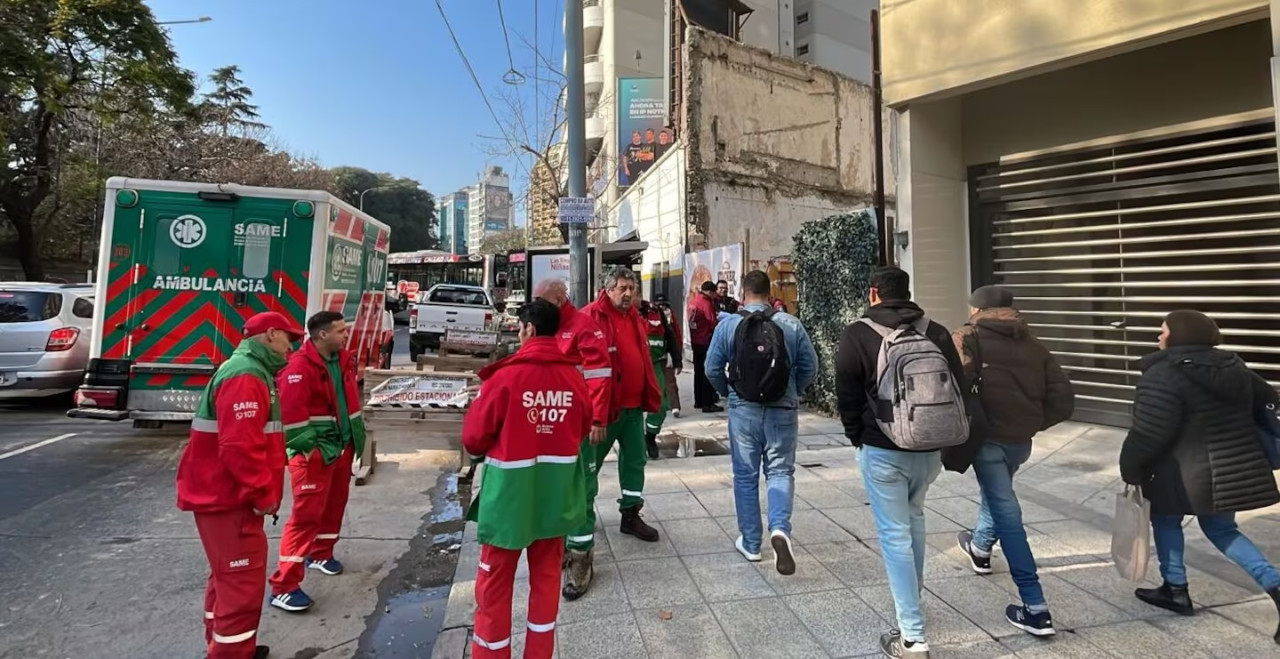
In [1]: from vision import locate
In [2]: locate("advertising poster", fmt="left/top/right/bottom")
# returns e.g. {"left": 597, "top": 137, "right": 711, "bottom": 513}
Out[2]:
{"left": 617, "top": 78, "right": 672, "bottom": 188}
{"left": 530, "top": 252, "right": 572, "bottom": 298}
{"left": 485, "top": 186, "right": 512, "bottom": 232}
{"left": 682, "top": 243, "right": 743, "bottom": 347}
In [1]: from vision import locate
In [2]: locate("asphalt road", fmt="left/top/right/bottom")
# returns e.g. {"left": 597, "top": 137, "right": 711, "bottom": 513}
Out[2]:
{"left": 0, "top": 324, "right": 424, "bottom": 658}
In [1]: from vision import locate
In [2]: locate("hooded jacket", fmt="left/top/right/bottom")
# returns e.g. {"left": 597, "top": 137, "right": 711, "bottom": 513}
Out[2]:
{"left": 176, "top": 339, "right": 287, "bottom": 514}
{"left": 584, "top": 291, "right": 663, "bottom": 420}
{"left": 1120, "top": 345, "right": 1280, "bottom": 515}
{"left": 834, "top": 300, "right": 965, "bottom": 452}
{"left": 277, "top": 339, "right": 367, "bottom": 464}
{"left": 952, "top": 308, "right": 1074, "bottom": 444}
{"left": 463, "top": 338, "right": 592, "bottom": 549}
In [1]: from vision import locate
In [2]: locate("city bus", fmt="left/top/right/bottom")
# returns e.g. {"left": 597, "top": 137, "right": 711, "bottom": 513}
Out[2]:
{"left": 387, "top": 250, "right": 523, "bottom": 311}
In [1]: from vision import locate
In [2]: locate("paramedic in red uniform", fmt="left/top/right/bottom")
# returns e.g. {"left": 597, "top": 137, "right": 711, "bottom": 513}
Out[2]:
{"left": 269, "top": 310, "right": 368, "bottom": 612}
{"left": 176, "top": 311, "right": 301, "bottom": 659}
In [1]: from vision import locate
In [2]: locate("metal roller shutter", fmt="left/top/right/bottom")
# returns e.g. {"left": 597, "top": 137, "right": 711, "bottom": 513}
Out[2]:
{"left": 968, "top": 118, "right": 1280, "bottom": 427}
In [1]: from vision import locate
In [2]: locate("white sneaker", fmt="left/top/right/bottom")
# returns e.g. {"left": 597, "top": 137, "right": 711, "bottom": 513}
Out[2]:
{"left": 770, "top": 530, "right": 796, "bottom": 575}
{"left": 735, "top": 536, "right": 762, "bottom": 562}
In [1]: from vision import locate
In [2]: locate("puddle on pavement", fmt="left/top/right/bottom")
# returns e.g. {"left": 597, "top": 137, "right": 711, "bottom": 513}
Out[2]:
{"left": 353, "top": 470, "right": 470, "bottom": 658}
{"left": 657, "top": 434, "right": 729, "bottom": 458}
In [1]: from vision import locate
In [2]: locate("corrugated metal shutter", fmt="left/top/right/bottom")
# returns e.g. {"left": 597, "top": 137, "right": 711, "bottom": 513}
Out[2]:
{"left": 968, "top": 118, "right": 1280, "bottom": 427}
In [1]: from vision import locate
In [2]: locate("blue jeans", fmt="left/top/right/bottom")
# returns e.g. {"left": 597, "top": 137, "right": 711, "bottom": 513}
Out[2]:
{"left": 1151, "top": 513, "right": 1280, "bottom": 591}
{"left": 729, "top": 404, "right": 798, "bottom": 553}
{"left": 970, "top": 442, "right": 1045, "bottom": 607}
{"left": 859, "top": 445, "right": 942, "bottom": 643}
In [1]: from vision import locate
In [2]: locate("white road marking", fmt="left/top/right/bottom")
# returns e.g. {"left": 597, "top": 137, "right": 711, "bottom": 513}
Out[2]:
{"left": 0, "top": 433, "right": 78, "bottom": 461}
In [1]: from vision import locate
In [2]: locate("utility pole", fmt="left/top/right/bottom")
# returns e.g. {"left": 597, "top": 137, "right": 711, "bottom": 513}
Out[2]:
{"left": 565, "top": 0, "right": 589, "bottom": 306}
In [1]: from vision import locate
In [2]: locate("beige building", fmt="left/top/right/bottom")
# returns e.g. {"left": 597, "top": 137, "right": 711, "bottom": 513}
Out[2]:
{"left": 882, "top": 0, "right": 1279, "bottom": 425}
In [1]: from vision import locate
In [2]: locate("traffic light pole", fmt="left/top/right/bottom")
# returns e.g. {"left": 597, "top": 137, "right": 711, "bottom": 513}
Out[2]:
{"left": 565, "top": 0, "right": 589, "bottom": 306}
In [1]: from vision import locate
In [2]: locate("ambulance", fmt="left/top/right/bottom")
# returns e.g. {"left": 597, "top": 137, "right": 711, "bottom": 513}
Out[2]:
{"left": 69, "top": 178, "right": 392, "bottom": 427}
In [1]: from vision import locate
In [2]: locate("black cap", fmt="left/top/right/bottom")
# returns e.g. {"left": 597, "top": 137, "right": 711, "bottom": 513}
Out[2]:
{"left": 654, "top": 294, "right": 668, "bottom": 303}
{"left": 969, "top": 285, "right": 1014, "bottom": 310}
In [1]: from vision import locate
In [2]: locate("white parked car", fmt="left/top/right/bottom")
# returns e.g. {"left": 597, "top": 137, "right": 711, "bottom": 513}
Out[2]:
{"left": 0, "top": 282, "right": 95, "bottom": 399}
{"left": 407, "top": 284, "right": 494, "bottom": 361}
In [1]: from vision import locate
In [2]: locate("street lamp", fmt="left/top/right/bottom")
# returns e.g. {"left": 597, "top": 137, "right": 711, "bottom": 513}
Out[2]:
{"left": 359, "top": 186, "right": 392, "bottom": 211}
{"left": 158, "top": 16, "right": 213, "bottom": 26}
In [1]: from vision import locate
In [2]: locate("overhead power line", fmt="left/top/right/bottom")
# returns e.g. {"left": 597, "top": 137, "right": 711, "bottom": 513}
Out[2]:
{"left": 434, "top": 0, "right": 506, "bottom": 136}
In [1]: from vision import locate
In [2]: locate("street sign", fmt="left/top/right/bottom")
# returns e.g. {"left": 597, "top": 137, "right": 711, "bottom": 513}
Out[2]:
{"left": 558, "top": 196, "right": 595, "bottom": 225}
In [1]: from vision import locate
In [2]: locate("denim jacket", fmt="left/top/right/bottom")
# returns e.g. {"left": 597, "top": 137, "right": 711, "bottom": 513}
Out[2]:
{"left": 705, "top": 303, "right": 818, "bottom": 408}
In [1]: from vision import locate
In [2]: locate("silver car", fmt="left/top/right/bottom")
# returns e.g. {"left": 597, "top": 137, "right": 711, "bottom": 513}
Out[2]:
{"left": 0, "top": 282, "right": 95, "bottom": 399}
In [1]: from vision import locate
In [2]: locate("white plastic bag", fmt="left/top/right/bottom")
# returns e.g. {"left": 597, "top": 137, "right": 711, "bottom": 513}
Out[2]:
{"left": 1111, "top": 485, "right": 1151, "bottom": 582}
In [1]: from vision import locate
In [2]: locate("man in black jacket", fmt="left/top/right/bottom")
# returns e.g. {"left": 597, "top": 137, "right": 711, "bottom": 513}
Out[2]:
{"left": 951, "top": 285, "right": 1074, "bottom": 638}
{"left": 834, "top": 266, "right": 964, "bottom": 658}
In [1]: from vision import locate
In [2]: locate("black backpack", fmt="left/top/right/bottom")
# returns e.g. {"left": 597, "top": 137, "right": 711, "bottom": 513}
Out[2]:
{"left": 727, "top": 310, "right": 791, "bottom": 403}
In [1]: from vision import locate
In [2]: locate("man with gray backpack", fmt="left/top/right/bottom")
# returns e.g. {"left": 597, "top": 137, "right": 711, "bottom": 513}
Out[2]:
{"left": 835, "top": 266, "right": 968, "bottom": 658}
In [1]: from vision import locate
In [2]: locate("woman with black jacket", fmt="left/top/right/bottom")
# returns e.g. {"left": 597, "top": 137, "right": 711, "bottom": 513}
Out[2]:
{"left": 1119, "top": 310, "right": 1280, "bottom": 643}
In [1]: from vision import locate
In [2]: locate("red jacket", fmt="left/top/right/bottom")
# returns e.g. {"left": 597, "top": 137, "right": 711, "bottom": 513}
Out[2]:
{"left": 176, "top": 340, "right": 286, "bottom": 514}
{"left": 277, "top": 340, "right": 367, "bottom": 463}
{"left": 688, "top": 292, "right": 718, "bottom": 346}
{"left": 464, "top": 337, "right": 594, "bottom": 459}
{"left": 584, "top": 291, "right": 663, "bottom": 420}
{"left": 556, "top": 301, "right": 613, "bottom": 427}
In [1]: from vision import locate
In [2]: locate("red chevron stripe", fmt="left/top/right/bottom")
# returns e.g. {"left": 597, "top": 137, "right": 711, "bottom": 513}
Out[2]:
{"left": 129, "top": 289, "right": 200, "bottom": 359}
{"left": 375, "top": 228, "right": 389, "bottom": 251}
{"left": 333, "top": 209, "right": 352, "bottom": 239}
{"left": 106, "top": 263, "right": 142, "bottom": 301}
{"left": 105, "top": 286, "right": 158, "bottom": 334}
{"left": 134, "top": 293, "right": 213, "bottom": 361}
{"left": 148, "top": 374, "right": 173, "bottom": 388}
{"left": 349, "top": 217, "right": 365, "bottom": 243}
{"left": 275, "top": 270, "right": 307, "bottom": 314}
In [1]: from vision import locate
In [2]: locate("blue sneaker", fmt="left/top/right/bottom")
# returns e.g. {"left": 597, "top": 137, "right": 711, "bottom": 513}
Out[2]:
{"left": 307, "top": 558, "right": 344, "bottom": 576}
{"left": 270, "top": 588, "right": 314, "bottom": 613}
{"left": 1006, "top": 604, "right": 1055, "bottom": 636}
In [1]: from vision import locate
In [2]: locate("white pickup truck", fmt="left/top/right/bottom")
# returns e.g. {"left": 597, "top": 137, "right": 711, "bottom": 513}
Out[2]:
{"left": 408, "top": 284, "right": 495, "bottom": 360}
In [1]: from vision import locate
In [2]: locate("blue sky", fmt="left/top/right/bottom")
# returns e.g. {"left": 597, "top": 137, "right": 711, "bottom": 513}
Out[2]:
{"left": 146, "top": 0, "right": 562, "bottom": 218}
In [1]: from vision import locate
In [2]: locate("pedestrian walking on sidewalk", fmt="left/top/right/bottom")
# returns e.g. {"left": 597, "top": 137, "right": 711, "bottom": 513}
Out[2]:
{"left": 1119, "top": 310, "right": 1280, "bottom": 643}
{"left": 176, "top": 311, "right": 300, "bottom": 659}
{"left": 834, "top": 266, "right": 968, "bottom": 658}
{"left": 655, "top": 295, "right": 684, "bottom": 419}
{"left": 269, "top": 311, "right": 367, "bottom": 613}
{"left": 639, "top": 297, "right": 682, "bottom": 459}
{"left": 689, "top": 281, "right": 723, "bottom": 413}
{"left": 560, "top": 268, "right": 664, "bottom": 599}
{"left": 706, "top": 270, "right": 817, "bottom": 575}
{"left": 463, "top": 299, "right": 593, "bottom": 658}
{"left": 950, "top": 285, "right": 1074, "bottom": 637}
{"left": 715, "top": 279, "right": 741, "bottom": 315}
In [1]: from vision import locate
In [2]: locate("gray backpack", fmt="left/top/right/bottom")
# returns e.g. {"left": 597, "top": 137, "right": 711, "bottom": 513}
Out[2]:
{"left": 860, "top": 317, "right": 969, "bottom": 451}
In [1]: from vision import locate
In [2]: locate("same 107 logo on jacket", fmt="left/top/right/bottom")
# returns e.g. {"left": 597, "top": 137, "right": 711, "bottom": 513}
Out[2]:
{"left": 523, "top": 390, "right": 575, "bottom": 434}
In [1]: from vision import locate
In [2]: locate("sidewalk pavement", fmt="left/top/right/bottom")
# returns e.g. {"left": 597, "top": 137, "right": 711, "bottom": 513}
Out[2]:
{"left": 432, "top": 374, "right": 1280, "bottom": 658}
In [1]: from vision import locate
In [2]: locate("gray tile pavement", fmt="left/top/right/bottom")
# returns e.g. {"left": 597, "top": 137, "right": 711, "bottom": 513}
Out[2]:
{"left": 437, "top": 402, "right": 1280, "bottom": 657}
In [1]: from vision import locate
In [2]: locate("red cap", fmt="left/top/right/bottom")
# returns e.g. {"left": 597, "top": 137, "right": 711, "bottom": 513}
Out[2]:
{"left": 242, "top": 311, "right": 304, "bottom": 341}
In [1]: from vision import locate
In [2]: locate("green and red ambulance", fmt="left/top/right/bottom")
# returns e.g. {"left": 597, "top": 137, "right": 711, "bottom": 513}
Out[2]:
{"left": 70, "top": 178, "right": 392, "bottom": 427}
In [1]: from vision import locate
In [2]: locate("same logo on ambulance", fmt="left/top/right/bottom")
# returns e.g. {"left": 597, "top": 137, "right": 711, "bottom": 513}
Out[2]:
{"left": 170, "top": 214, "right": 207, "bottom": 249}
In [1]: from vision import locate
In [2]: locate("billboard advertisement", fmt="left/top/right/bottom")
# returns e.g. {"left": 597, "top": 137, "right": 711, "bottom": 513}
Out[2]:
{"left": 617, "top": 77, "right": 672, "bottom": 188}
{"left": 682, "top": 243, "right": 743, "bottom": 347}
{"left": 530, "top": 252, "right": 572, "bottom": 298}
{"left": 485, "top": 186, "right": 512, "bottom": 232}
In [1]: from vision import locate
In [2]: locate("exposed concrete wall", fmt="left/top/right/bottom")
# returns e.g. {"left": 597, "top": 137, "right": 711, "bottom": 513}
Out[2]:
{"left": 681, "top": 28, "right": 890, "bottom": 263}
{"left": 610, "top": 148, "right": 688, "bottom": 301}
{"left": 880, "top": 0, "right": 1268, "bottom": 105}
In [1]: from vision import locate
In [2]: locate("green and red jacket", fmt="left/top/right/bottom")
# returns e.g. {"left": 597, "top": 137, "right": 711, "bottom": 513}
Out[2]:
{"left": 584, "top": 291, "right": 663, "bottom": 420}
{"left": 277, "top": 340, "right": 367, "bottom": 464}
{"left": 176, "top": 339, "right": 287, "bottom": 514}
{"left": 640, "top": 301, "right": 682, "bottom": 368}
{"left": 463, "top": 338, "right": 594, "bottom": 549}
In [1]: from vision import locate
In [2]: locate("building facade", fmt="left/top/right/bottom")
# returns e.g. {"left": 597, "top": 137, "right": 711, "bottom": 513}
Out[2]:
{"left": 466, "top": 166, "right": 514, "bottom": 254}
{"left": 793, "top": 0, "right": 875, "bottom": 83}
{"left": 436, "top": 190, "right": 470, "bottom": 255}
{"left": 882, "top": 0, "right": 1279, "bottom": 426}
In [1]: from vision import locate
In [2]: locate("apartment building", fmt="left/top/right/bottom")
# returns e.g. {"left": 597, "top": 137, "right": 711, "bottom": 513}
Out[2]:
{"left": 793, "top": 0, "right": 875, "bottom": 83}
{"left": 881, "top": 0, "right": 1278, "bottom": 426}
{"left": 466, "top": 166, "right": 514, "bottom": 254}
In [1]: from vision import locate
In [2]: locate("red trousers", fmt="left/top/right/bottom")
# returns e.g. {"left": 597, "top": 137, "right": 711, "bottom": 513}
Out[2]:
{"left": 195, "top": 508, "right": 267, "bottom": 659}
{"left": 269, "top": 444, "right": 354, "bottom": 594}
{"left": 472, "top": 538, "right": 565, "bottom": 659}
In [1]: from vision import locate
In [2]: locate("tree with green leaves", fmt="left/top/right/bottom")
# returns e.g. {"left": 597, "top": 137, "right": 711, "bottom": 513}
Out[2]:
{"left": 200, "top": 65, "right": 266, "bottom": 134}
{"left": 0, "top": 0, "right": 194, "bottom": 280}
{"left": 331, "top": 166, "right": 438, "bottom": 252}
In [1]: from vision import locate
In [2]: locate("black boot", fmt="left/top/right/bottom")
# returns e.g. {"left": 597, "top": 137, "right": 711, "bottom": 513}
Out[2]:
{"left": 1269, "top": 587, "right": 1280, "bottom": 644}
{"left": 620, "top": 505, "right": 660, "bottom": 542}
{"left": 253, "top": 647, "right": 270, "bottom": 659}
{"left": 645, "top": 433, "right": 659, "bottom": 459}
{"left": 1135, "top": 582, "right": 1194, "bottom": 616}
